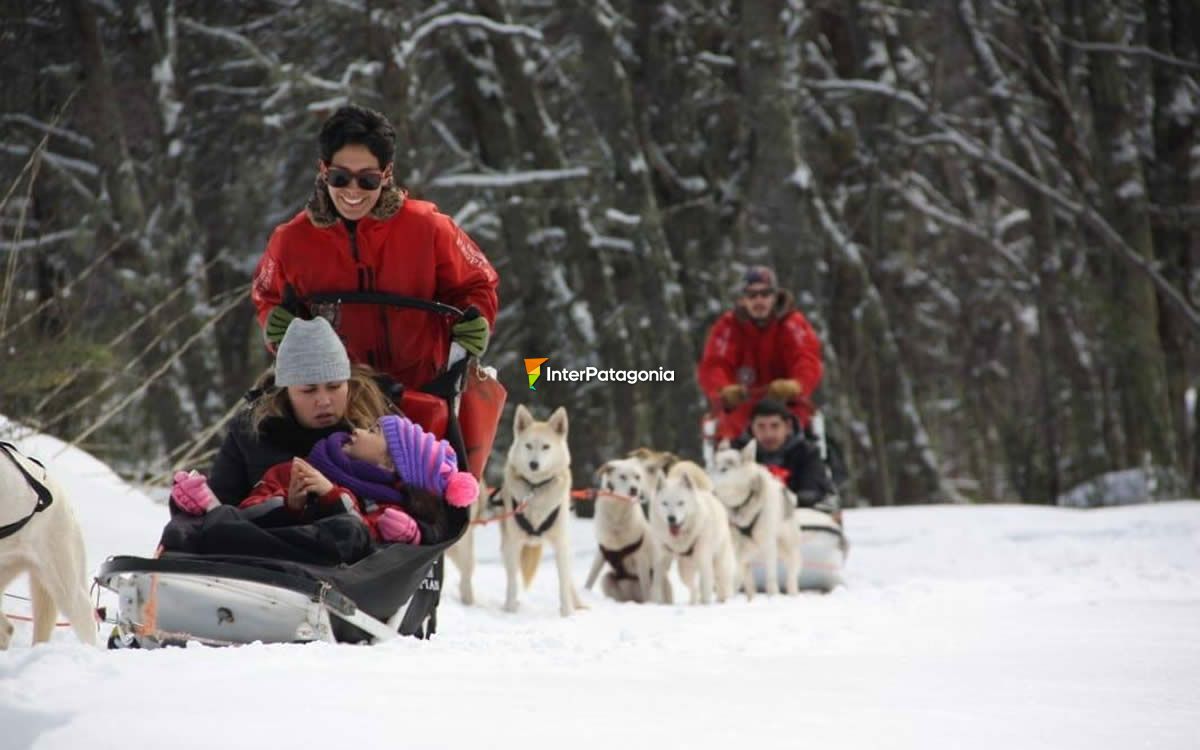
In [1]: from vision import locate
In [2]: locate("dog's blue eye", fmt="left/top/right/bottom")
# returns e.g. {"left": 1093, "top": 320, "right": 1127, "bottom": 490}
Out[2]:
{"left": 525, "top": 443, "right": 532, "bottom": 450}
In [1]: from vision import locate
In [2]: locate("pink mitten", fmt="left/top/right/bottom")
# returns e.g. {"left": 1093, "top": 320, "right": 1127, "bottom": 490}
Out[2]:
{"left": 377, "top": 507, "right": 421, "bottom": 544}
{"left": 171, "top": 470, "right": 218, "bottom": 515}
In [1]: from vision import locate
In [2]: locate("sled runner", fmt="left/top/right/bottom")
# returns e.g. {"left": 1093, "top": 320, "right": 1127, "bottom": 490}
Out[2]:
{"left": 98, "top": 294, "right": 506, "bottom": 647}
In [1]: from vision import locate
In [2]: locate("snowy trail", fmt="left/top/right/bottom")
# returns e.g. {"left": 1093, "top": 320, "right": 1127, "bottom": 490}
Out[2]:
{"left": 1, "top": 424, "right": 1198, "bottom": 749}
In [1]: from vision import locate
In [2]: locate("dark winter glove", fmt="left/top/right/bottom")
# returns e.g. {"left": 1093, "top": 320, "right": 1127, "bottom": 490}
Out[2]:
{"left": 264, "top": 305, "right": 295, "bottom": 348}
{"left": 719, "top": 384, "right": 748, "bottom": 409}
{"left": 264, "top": 284, "right": 306, "bottom": 350}
{"left": 766, "top": 378, "right": 803, "bottom": 404}
{"left": 451, "top": 310, "right": 490, "bottom": 357}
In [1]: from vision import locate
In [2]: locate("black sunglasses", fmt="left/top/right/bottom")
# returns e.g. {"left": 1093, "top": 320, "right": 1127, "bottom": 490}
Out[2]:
{"left": 325, "top": 166, "right": 384, "bottom": 191}
{"left": 743, "top": 288, "right": 775, "bottom": 299}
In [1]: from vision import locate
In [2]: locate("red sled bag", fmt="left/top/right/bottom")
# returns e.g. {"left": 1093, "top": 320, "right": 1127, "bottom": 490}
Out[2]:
{"left": 458, "top": 361, "right": 506, "bottom": 480}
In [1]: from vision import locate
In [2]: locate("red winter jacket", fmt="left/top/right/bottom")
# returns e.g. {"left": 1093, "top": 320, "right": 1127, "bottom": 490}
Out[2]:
{"left": 697, "top": 291, "right": 823, "bottom": 429}
{"left": 252, "top": 182, "right": 499, "bottom": 389}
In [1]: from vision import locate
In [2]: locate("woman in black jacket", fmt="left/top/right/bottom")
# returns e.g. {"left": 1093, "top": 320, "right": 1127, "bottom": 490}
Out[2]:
{"left": 208, "top": 363, "right": 396, "bottom": 506}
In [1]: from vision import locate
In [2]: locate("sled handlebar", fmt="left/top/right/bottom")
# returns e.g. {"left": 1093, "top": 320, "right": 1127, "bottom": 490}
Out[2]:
{"left": 303, "top": 291, "right": 467, "bottom": 320}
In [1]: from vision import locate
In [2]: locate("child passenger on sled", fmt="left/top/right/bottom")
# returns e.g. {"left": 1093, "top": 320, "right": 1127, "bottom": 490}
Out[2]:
{"left": 166, "top": 319, "right": 477, "bottom": 563}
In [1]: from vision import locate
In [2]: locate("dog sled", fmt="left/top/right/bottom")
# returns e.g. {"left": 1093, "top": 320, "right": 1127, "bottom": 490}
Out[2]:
{"left": 97, "top": 294, "right": 506, "bottom": 647}
{"left": 702, "top": 394, "right": 849, "bottom": 593}
{"left": 750, "top": 507, "right": 847, "bottom": 593}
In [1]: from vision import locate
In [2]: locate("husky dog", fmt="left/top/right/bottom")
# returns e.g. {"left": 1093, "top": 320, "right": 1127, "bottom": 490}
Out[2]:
{"left": 624, "top": 446, "right": 681, "bottom": 482}
{"left": 584, "top": 458, "right": 655, "bottom": 603}
{"left": 648, "top": 461, "right": 736, "bottom": 605}
{"left": 0, "top": 444, "right": 96, "bottom": 649}
{"left": 710, "top": 440, "right": 803, "bottom": 598}
{"left": 499, "top": 405, "right": 583, "bottom": 617}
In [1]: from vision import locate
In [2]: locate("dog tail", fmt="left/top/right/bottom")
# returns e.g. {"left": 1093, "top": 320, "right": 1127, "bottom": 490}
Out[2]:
{"left": 520, "top": 545, "right": 542, "bottom": 587}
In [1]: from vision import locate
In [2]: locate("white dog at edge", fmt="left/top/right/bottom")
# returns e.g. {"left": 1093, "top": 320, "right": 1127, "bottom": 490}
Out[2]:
{"left": 649, "top": 461, "right": 736, "bottom": 605}
{"left": 0, "top": 444, "right": 96, "bottom": 648}
{"left": 710, "top": 440, "right": 804, "bottom": 598}
{"left": 499, "top": 405, "right": 583, "bottom": 617}
{"left": 585, "top": 458, "right": 656, "bottom": 603}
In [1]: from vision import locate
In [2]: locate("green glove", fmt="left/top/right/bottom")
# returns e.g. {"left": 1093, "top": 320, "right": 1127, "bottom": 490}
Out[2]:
{"left": 265, "top": 305, "right": 295, "bottom": 348}
{"left": 452, "top": 314, "right": 490, "bottom": 357}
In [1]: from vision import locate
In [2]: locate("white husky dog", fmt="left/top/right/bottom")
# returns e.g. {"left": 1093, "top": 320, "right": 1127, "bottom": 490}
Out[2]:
{"left": 648, "top": 461, "right": 736, "bottom": 605}
{"left": 584, "top": 458, "right": 655, "bottom": 603}
{"left": 710, "top": 440, "right": 804, "bottom": 599}
{"left": 499, "top": 405, "right": 583, "bottom": 617}
{"left": 0, "top": 443, "right": 96, "bottom": 649}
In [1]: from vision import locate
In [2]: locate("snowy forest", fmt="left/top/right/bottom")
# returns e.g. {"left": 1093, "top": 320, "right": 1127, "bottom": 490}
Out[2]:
{"left": 0, "top": 0, "right": 1197, "bottom": 506}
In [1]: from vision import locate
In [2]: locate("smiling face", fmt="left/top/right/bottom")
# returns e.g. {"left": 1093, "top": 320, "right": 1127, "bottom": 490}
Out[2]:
{"left": 320, "top": 144, "right": 392, "bottom": 221}
{"left": 286, "top": 382, "right": 348, "bottom": 429}
{"left": 342, "top": 424, "right": 392, "bottom": 468}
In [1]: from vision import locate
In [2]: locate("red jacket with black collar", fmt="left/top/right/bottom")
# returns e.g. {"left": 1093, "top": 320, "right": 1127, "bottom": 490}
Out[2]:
{"left": 252, "top": 182, "right": 499, "bottom": 389}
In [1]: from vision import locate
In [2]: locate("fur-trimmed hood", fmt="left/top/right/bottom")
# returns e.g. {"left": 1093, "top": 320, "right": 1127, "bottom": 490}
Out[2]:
{"left": 304, "top": 175, "right": 405, "bottom": 228}
{"left": 734, "top": 288, "right": 797, "bottom": 326}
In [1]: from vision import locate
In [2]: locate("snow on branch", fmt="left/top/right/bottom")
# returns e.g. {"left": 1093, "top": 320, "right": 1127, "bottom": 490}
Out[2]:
{"left": 1060, "top": 37, "right": 1200, "bottom": 73}
{"left": 884, "top": 175, "right": 1033, "bottom": 282}
{"left": 392, "top": 12, "right": 543, "bottom": 70}
{"left": 809, "top": 78, "right": 928, "bottom": 114}
{"left": 430, "top": 167, "right": 589, "bottom": 188}
{"left": 0, "top": 228, "right": 79, "bottom": 253}
{"left": 178, "top": 17, "right": 278, "bottom": 70}
{"left": 0, "top": 115, "right": 93, "bottom": 150}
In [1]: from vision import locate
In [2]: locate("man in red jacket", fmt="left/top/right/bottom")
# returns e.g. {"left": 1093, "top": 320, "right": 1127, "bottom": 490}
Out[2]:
{"left": 251, "top": 105, "right": 499, "bottom": 390}
{"left": 697, "top": 265, "right": 822, "bottom": 438}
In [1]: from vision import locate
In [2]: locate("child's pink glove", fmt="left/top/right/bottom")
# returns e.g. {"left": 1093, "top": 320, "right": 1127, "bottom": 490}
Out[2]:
{"left": 377, "top": 507, "right": 421, "bottom": 544}
{"left": 171, "top": 470, "right": 218, "bottom": 515}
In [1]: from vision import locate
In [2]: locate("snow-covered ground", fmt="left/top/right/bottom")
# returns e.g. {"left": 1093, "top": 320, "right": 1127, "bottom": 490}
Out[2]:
{"left": 2, "top": 421, "right": 1198, "bottom": 749}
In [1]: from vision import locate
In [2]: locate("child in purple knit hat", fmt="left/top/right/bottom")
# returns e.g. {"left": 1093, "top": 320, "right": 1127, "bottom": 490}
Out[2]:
{"left": 172, "top": 414, "right": 478, "bottom": 546}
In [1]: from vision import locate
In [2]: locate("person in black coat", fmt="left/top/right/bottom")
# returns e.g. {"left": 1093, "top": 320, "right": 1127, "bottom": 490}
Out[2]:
{"left": 208, "top": 363, "right": 397, "bottom": 506}
{"left": 733, "top": 398, "right": 840, "bottom": 519}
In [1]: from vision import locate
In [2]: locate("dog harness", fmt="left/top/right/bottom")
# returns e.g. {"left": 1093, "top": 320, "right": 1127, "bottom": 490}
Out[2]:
{"left": 600, "top": 537, "right": 644, "bottom": 581}
{"left": 515, "top": 505, "right": 561, "bottom": 537}
{"left": 0, "top": 442, "right": 54, "bottom": 541}
{"left": 509, "top": 475, "right": 561, "bottom": 536}
{"left": 733, "top": 512, "right": 762, "bottom": 538}
{"left": 728, "top": 487, "right": 762, "bottom": 538}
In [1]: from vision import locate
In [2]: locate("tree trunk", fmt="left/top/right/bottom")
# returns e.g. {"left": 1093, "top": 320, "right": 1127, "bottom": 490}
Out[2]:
{"left": 1084, "top": 0, "right": 1176, "bottom": 469}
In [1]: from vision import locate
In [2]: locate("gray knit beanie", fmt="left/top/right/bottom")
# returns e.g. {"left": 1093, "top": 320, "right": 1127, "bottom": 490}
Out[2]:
{"left": 274, "top": 317, "right": 351, "bottom": 387}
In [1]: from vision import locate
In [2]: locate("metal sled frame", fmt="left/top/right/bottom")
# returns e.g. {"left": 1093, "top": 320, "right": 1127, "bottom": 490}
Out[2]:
{"left": 96, "top": 555, "right": 420, "bottom": 647}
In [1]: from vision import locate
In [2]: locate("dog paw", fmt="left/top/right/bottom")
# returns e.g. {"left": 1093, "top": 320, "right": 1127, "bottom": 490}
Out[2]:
{"left": 503, "top": 600, "right": 520, "bottom": 614}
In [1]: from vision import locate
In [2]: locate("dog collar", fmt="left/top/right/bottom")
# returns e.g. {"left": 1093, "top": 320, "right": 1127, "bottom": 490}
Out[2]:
{"left": 515, "top": 474, "right": 557, "bottom": 494}
{"left": 730, "top": 486, "right": 757, "bottom": 515}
